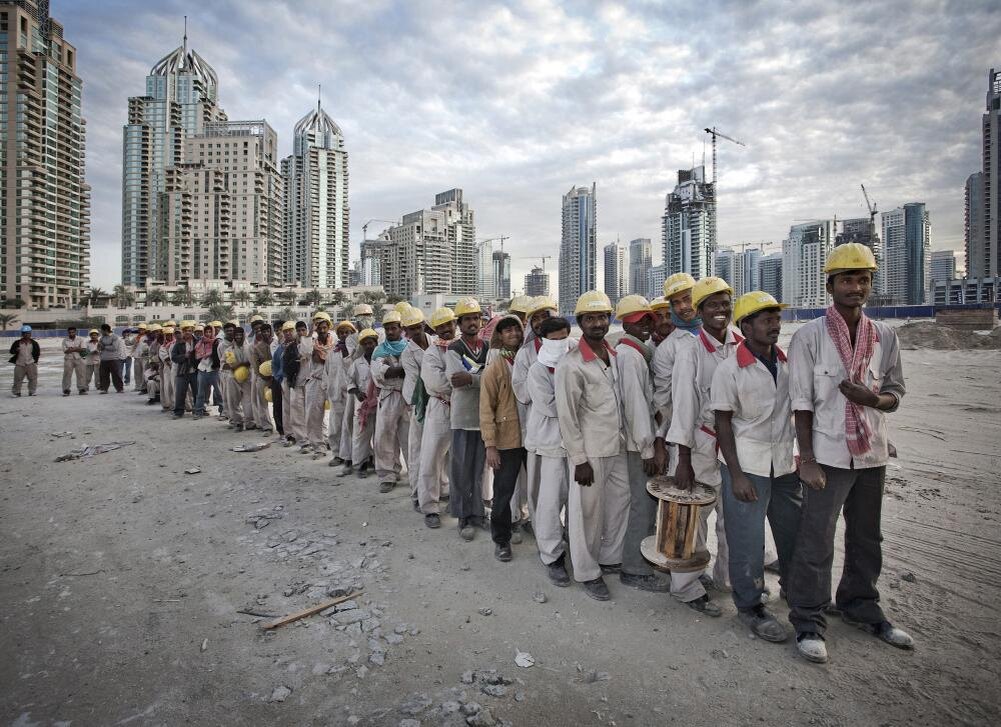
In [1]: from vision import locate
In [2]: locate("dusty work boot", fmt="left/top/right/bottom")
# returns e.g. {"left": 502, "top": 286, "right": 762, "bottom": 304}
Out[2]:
{"left": 63, "top": 389, "right": 70, "bottom": 396}
{"left": 599, "top": 563, "right": 621, "bottom": 575}
{"left": 330, "top": 457, "right": 345, "bottom": 467}
{"left": 619, "top": 572, "right": 671, "bottom": 593}
{"left": 684, "top": 595, "right": 721, "bottom": 617}
{"left": 738, "top": 605, "right": 789, "bottom": 642}
{"left": 336, "top": 464, "right": 354, "bottom": 478}
{"left": 379, "top": 480, "right": 396, "bottom": 494}
{"left": 494, "top": 543, "right": 512, "bottom": 562}
{"left": 510, "top": 528, "right": 523, "bottom": 545}
{"left": 582, "top": 577, "right": 611, "bottom": 601}
{"left": 842, "top": 617, "right": 915, "bottom": 650}
{"left": 424, "top": 513, "right": 441, "bottom": 529}
{"left": 547, "top": 555, "right": 571, "bottom": 587}
{"left": 459, "top": 518, "right": 476, "bottom": 541}
{"left": 796, "top": 632, "right": 828, "bottom": 663}
{"left": 357, "top": 461, "right": 372, "bottom": 479}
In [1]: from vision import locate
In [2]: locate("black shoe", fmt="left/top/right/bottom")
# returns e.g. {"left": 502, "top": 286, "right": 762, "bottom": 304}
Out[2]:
{"left": 332, "top": 457, "right": 344, "bottom": 466}
{"left": 146, "top": 398, "right": 157, "bottom": 405}
{"left": 684, "top": 594, "right": 721, "bottom": 617}
{"left": 412, "top": 499, "right": 421, "bottom": 513}
{"left": 547, "top": 555, "right": 571, "bottom": 587}
{"left": 79, "top": 390, "right": 87, "bottom": 394}
{"left": 619, "top": 572, "right": 671, "bottom": 592}
{"left": 424, "top": 513, "right": 441, "bottom": 529}
{"left": 582, "top": 577, "right": 611, "bottom": 601}
{"left": 378, "top": 480, "right": 396, "bottom": 494}
{"left": 459, "top": 519, "right": 476, "bottom": 541}
{"left": 63, "top": 390, "right": 70, "bottom": 396}
{"left": 495, "top": 543, "right": 512, "bottom": 562}
{"left": 599, "top": 563, "right": 621, "bottom": 575}
{"left": 521, "top": 520, "right": 534, "bottom": 537}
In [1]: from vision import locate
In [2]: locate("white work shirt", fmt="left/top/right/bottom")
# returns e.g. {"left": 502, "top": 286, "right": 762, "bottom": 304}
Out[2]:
{"left": 512, "top": 339, "right": 541, "bottom": 439}
{"left": 614, "top": 338, "right": 657, "bottom": 459}
{"left": 401, "top": 339, "right": 426, "bottom": 405}
{"left": 651, "top": 327, "right": 699, "bottom": 438}
{"left": 420, "top": 342, "right": 452, "bottom": 403}
{"left": 555, "top": 338, "right": 624, "bottom": 466}
{"left": 62, "top": 336, "right": 85, "bottom": 360}
{"left": 788, "top": 316, "right": 904, "bottom": 470}
{"left": 711, "top": 342, "right": 796, "bottom": 478}
{"left": 525, "top": 360, "right": 565, "bottom": 458}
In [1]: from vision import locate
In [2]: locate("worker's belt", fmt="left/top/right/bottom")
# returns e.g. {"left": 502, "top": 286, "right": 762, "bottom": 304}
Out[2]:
{"left": 434, "top": 396, "right": 451, "bottom": 407}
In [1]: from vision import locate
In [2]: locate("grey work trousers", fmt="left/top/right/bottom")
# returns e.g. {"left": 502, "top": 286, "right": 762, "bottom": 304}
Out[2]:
{"left": 417, "top": 398, "right": 451, "bottom": 514}
{"left": 787, "top": 464, "right": 887, "bottom": 637}
{"left": 531, "top": 453, "right": 569, "bottom": 565}
{"left": 62, "top": 357, "right": 86, "bottom": 393}
{"left": 721, "top": 465, "right": 802, "bottom": 611}
{"left": 621, "top": 450, "right": 657, "bottom": 577}
{"left": 449, "top": 429, "right": 486, "bottom": 521}
{"left": 567, "top": 452, "right": 631, "bottom": 583}
{"left": 12, "top": 362, "right": 38, "bottom": 395}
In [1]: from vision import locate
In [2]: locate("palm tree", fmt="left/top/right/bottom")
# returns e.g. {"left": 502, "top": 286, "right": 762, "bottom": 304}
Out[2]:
{"left": 279, "top": 289, "right": 297, "bottom": 306}
{"left": 208, "top": 303, "right": 235, "bottom": 323}
{"left": 234, "top": 290, "right": 251, "bottom": 306}
{"left": 82, "top": 287, "right": 108, "bottom": 306}
{"left": 146, "top": 289, "right": 168, "bottom": 306}
{"left": 201, "top": 288, "right": 223, "bottom": 306}
{"left": 386, "top": 293, "right": 405, "bottom": 304}
{"left": 113, "top": 285, "right": 135, "bottom": 308}
{"left": 171, "top": 286, "right": 194, "bottom": 306}
{"left": 329, "top": 291, "right": 346, "bottom": 307}
{"left": 305, "top": 288, "right": 323, "bottom": 307}
{"left": 279, "top": 306, "right": 295, "bottom": 323}
{"left": 0, "top": 313, "right": 19, "bottom": 330}
{"left": 254, "top": 289, "right": 274, "bottom": 307}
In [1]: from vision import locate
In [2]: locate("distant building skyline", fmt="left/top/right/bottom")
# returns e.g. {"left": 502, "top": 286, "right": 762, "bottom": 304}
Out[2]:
{"left": 492, "top": 249, "right": 511, "bottom": 300}
{"left": 782, "top": 220, "right": 834, "bottom": 308}
{"left": 558, "top": 183, "right": 596, "bottom": 315}
{"left": 628, "top": 238, "right": 651, "bottom": 297}
{"left": 524, "top": 265, "right": 549, "bottom": 297}
{"left": 602, "top": 242, "right": 626, "bottom": 305}
{"left": 662, "top": 165, "right": 716, "bottom": 282}
{"left": 883, "top": 203, "right": 931, "bottom": 305}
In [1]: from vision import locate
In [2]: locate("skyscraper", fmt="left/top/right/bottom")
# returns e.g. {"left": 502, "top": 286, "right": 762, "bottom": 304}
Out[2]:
{"left": 433, "top": 188, "right": 476, "bottom": 296}
{"left": 628, "top": 238, "right": 651, "bottom": 295}
{"left": 281, "top": 98, "right": 349, "bottom": 289}
{"left": 647, "top": 264, "right": 666, "bottom": 302}
{"left": 713, "top": 248, "right": 734, "bottom": 285}
{"left": 492, "top": 249, "right": 511, "bottom": 299}
{"left": 602, "top": 242, "right": 626, "bottom": 304}
{"left": 965, "top": 172, "right": 985, "bottom": 278}
{"left": 882, "top": 203, "right": 930, "bottom": 305}
{"left": 524, "top": 266, "right": 549, "bottom": 296}
{"left": 1, "top": 2, "right": 90, "bottom": 308}
{"left": 477, "top": 239, "right": 495, "bottom": 300}
{"left": 929, "top": 249, "right": 959, "bottom": 284}
{"left": 122, "top": 28, "right": 226, "bottom": 287}
{"left": 559, "top": 183, "right": 596, "bottom": 314}
{"left": 759, "top": 252, "right": 783, "bottom": 302}
{"left": 782, "top": 220, "right": 835, "bottom": 308}
{"left": 974, "top": 68, "right": 1001, "bottom": 279}
{"left": 662, "top": 165, "right": 716, "bottom": 281}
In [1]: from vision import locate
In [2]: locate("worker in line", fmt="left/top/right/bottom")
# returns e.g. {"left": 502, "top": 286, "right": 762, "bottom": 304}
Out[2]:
{"left": 525, "top": 316, "right": 573, "bottom": 586}
{"left": 97, "top": 323, "right": 125, "bottom": 394}
{"left": 614, "top": 295, "right": 671, "bottom": 593}
{"left": 400, "top": 307, "right": 430, "bottom": 508}
{"left": 217, "top": 322, "right": 238, "bottom": 427}
{"left": 268, "top": 321, "right": 287, "bottom": 439}
{"left": 206, "top": 320, "right": 226, "bottom": 418}
{"left": 417, "top": 307, "right": 457, "bottom": 528}
{"left": 712, "top": 291, "right": 801, "bottom": 643}
{"left": 9, "top": 325, "right": 40, "bottom": 397}
{"left": 251, "top": 322, "right": 275, "bottom": 435}
{"left": 338, "top": 328, "right": 379, "bottom": 478}
{"left": 786, "top": 243, "right": 912, "bottom": 664}
{"left": 144, "top": 324, "right": 163, "bottom": 405}
{"left": 61, "top": 326, "right": 88, "bottom": 396}
{"left": 370, "top": 310, "right": 410, "bottom": 492}
{"left": 648, "top": 296, "right": 676, "bottom": 347}
{"left": 121, "top": 326, "right": 136, "bottom": 390}
{"left": 480, "top": 315, "right": 526, "bottom": 561}
{"left": 131, "top": 323, "right": 148, "bottom": 393}
{"left": 170, "top": 321, "right": 198, "bottom": 419}
{"left": 445, "top": 297, "right": 490, "bottom": 541}
{"left": 84, "top": 329, "right": 100, "bottom": 391}
{"left": 511, "top": 296, "right": 559, "bottom": 540}
{"left": 667, "top": 276, "right": 739, "bottom": 616}
{"left": 336, "top": 308, "right": 374, "bottom": 462}
{"left": 325, "top": 320, "right": 356, "bottom": 466}
{"left": 301, "top": 312, "right": 334, "bottom": 456}
{"left": 651, "top": 273, "right": 699, "bottom": 448}
{"left": 555, "top": 291, "right": 631, "bottom": 601}
{"left": 158, "top": 326, "right": 176, "bottom": 413}
{"left": 245, "top": 315, "right": 264, "bottom": 424}
{"left": 279, "top": 322, "right": 304, "bottom": 445}
{"left": 193, "top": 323, "right": 222, "bottom": 419}
{"left": 227, "top": 325, "right": 254, "bottom": 428}
{"left": 345, "top": 303, "right": 376, "bottom": 357}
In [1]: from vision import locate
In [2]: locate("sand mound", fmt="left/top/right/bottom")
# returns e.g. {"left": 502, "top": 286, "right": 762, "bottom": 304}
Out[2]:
{"left": 896, "top": 321, "right": 1001, "bottom": 350}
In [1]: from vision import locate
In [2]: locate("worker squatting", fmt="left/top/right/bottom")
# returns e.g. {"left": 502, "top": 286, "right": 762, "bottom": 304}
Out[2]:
{"left": 30, "top": 243, "right": 915, "bottom": 664}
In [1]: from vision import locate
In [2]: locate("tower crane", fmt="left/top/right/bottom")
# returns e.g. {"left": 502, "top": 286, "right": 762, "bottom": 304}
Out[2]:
{"left": 861, "top": 184, "right": 878, "bottom": 241}
{"left": 362, "top": 219, "right": 399, "bottom": 240}
{"left": 703, "top": 126, "right": 746, "bottom": 186}
{"left": 515, "top": 255, "right": 553, "bottom": 271}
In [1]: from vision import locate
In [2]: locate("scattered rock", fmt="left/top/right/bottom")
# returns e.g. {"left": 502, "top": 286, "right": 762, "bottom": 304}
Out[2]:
{"left": 514, "top": 690, "right": 526, "bottom": 702}
{"left": 514, "top": 652, "right": 534, "bottom": 668}
{"left": 400, "top": 720, "right": 421, "bottom": 727}
{"left": 334, "top": 609, "right": 371, "bottom": 625}
{"left": 901, "top": 571, "right": 917, "bottom": 583}
{"left": 478, "top": 608, "right": 493, "bottom": 616}
{"left": 370, "top": 651, "right": 386, "bottom": 666}
{"left": 356, "top": 665, "right": 369, "bottom": 679}
{"left": 481, "top": 684, "right": 507, "bottom": 697}
{"left": 461, "top": 701, "right": 482, "bottom": 716}
{"left": 269, "top": 685, "right": 292, "bottom": 703}
{"left": 386, "top": 633, "right": 404, "bottom": 645}
{"left": 466, "top": 707, "right": 496, "bottom": 726}
{"left": 441, "top": 700, "right": 463, "bottom": 715}
{"left": 461, "top": 670, "right": 475, "bottom": 684}
{"left": 578, "top": 670, "right": 610, "bottom": 683}
{"left": 532, "top": 591, "right": 547, "bottom": 604}
{"left": 710, "top": 648, "right": 728, "bottom": 660}
{"left": 400, "top": 693, "right": 433, "bottom": 715}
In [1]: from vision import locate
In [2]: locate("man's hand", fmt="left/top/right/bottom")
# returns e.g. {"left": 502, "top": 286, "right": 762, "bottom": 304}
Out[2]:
{"left": 731, "top": 472, "right": 758, "bottom": 502}
{"left": 388, "top": 366, "right": 405, "bottom": 379}
{"left": 799, "top": 460, "right": 826, "bottom": 490}
{"left": 450, "top": 371, "right": 473, "bottom": 388}
{"left": 642, "top": 456, "right": 659, "bottom": 476}
{"left": 653, "top": 438, "right": 668, "bottom": 474}
{"left": 839, "top": 379, "right": 878, "bottom": 408}
{"left": 354, "top": 390, "right": 366, "bottom": 403}
{"left": 674, "top": 457, "right": 696, "bottom": 491}
{"left": 574, "top": 462, "right": 594, "bottom": 487}
{"left": 486, "top": 445, "right": 501, "bottom": 470}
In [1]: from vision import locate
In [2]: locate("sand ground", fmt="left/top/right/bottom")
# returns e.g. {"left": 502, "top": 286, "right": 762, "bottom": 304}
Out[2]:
{"left": 1, "top": 331, "right": 999, "bottom": 726}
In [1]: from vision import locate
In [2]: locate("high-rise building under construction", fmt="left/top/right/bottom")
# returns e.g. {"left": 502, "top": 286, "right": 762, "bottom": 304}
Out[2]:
{"left": 662, "top": 166, "right": 716, "bottom": 281}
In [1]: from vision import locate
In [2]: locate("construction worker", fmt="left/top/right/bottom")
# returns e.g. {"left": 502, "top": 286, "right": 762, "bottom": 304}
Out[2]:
{"left": 122, "top": 327, "right": 136, "bottom": 389}
{"left": 346, "top": 303, "right": 376, "bottom": 356}
{"left": 400, "top": 307, "right": 430, "bottom": 507}
{"left": 97, "top": 323, "right": 125, "bottom": 393}
{"left": 193, "top": 323, "right": 222, "bottom": 419}
{"left": 508, "top": 295, "right": 532, "bottom": 325}
{"left": 131, "top": 323, "right": 148, "bottom": 392}
{"left": 445, "top": 297, "right": 490, "bottom": 541}
{"left": 666, "top": 276, "right": 738, "bottom": 616}
{"left": 207, "top": 320, "right": 226, "bottom": 418}
{"left": 786, "top": 243, "right": 912, "bottom": 664}
{"left": 84, "top": 329, "right": 100, "bottom": 391}
{"left": 649, "top": 296, "right": 676, "bottom": 346}
{"left": 227, "top": 325, "right": 254, "bottom": 428}
{"left": 250, "top": 322, "right": 275, "bottom": 435}
{"left": 171, "top": 321, "right": 198, "bottom": 419}
{"left": 61, "top": 326, "right": 88, "bottom": 396}
{"left": 338, "top": 328, "right": 379, "bottom": 478}
{"left": 417, "top": 307, "right": 457, "bottom": 528}
{"left": 277, "top": 322, "right": 301, "bottom": 444}
{"left": 614, "top": 295, "right": 670, "bottom": 593}
{"left": 370, "top": 310, "right": 410, "bottom": 492}
{"left": 158, "top": 326, "right": 176, "bottom": 412}
{"left": 301, "top": 312, "right": 334, "bottom": 455}
{"left": 326, "top": 320, "right": 356, "bottom": 466}
{"left": 651, "top": 273, "right": 698, "bottom": 448}
{"left": 144, "top": 324, "right": 163, "bottom": 405}
{"left": 555, "top": 291, "right": 631, "bottom": 601}
{"left": 525, "top": 316, "right": 574, "bottom": 586}
{"left": 9, "top": 325, "right": 40, "bottom": 397}
{"left": 712, "top": 291, "right": 800, "bottom": 642}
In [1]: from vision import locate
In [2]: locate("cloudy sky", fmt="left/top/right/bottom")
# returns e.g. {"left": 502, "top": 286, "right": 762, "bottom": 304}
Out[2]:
{"left": 64, "top": 0, "right": 997, "bottom": 291}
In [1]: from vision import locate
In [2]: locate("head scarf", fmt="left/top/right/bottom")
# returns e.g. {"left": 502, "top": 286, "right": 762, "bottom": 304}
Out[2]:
{"left": 670, "top": 309, "right": 702, "bottom": 334}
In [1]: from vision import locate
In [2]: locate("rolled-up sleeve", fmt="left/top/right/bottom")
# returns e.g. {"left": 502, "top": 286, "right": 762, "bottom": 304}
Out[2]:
{"left": 787, "top": 327, "right": 816, "bottom": 412}
{"left": 879, "top": 329, "right": 905, "bottom": 412}
{"left": 666, "top": 343, "right": 699, "bottom": 450}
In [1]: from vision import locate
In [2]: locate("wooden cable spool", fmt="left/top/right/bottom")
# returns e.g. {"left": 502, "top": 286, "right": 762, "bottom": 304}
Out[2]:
{"left": 640, "top": 474, "right": 717, "bottom": 573}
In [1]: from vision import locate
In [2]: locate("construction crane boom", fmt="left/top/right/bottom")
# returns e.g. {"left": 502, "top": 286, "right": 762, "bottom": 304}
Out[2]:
{"left": 514, "top": 255, "right": 553, "bottom": 271}
{"left": 704, "top": 126, "right": 747, "bottom": 186}
{"left": 860, "top": 184, "right": 878, "bottom": 242}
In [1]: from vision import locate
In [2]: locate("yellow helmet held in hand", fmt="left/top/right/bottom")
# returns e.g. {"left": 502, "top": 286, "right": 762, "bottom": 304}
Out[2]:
{"left": 264, "top": 387, "right": 273, "bottom": 403}
{"left": 258, "top": 361, "right": 272, "bottom": 377}
{"left": 574, "top": 290, "right": 613, "bottom": 316}
{"left": 358, "top": 328, "right": 379, "bottom": 342}
{"left": 454, "top": 297, "right": 481, "bottom": 317}
{"left": 526, "top": 296, "right": 558, "bottom": 319}
{"left": 649, "top": 296, "right": 670, "bottom": 311}
{"left": 663, "top": 272, "right": 696, "bottom": 299}
{"left": 225, "top": 350, "right": 236, "bottom": 364}
{"left": 509, "top": 295, "right": 532, "bottom": 314}
{"left": 732, "top": 291, "right": 788, "bottom": 324}
{"left": 430, "top": 306, "right": 456, "bottom": 328}
{"left": 615, "top": 294, "right": 654, "bottom": 321}
{"left": 382, "top": 310, "right": 403, "bottom": 325}
{"left": 824, "top": 242, "right": 878, "bottom": 273}
{"left": 402, "top": 307, "right": 425, "bottom": 327}
{"left": 234, "top": 365, "right": 250, "bottom": 383}
{"left": 691, "top": 276, "right": 733, "bottom": 309}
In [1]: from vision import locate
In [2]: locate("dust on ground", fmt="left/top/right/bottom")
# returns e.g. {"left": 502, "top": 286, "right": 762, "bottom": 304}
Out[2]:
{"left": 895, "top": 322, "right": 1001, "bottom": 350}
{"left": 1, "top": 338, "right": 1000, "bottom": 726}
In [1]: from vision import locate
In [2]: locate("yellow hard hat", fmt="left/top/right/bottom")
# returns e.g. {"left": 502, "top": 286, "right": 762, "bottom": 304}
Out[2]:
{"left": 663, "top": 272, "right": 696, "bottom": 299}
{"left": 824, "top": 242, "right": 877, "bottom": 273}
{"left": 430, "top": 307, "right": 456, "bottom": 329}
{"left": 225, "top": 350, "right": 236, "bottom": 364}
{"left": 336, "top": 320, "right": 357, "bottom": 333}
{"left": 691, "top": 276, "right": 733, "bottom": 309}
{"left": 324, "top": 399, "right": 331, "bottom": 411}
{"left": 732, "top": 291, "right": 789, "bottom": 324}
{"left": 137, "top": 323, "right": 148, "bottom": 330}
{"left": 574, "top": 290, "right": 613, "bottom": 316}
{"left": 226, "top": 319, "right": 239, "bottom": 327}
{"left": 394, "top": 301, "right": 412, "bottom": 314}
{"left": 164, "top": 319, "right": 177, "bottom": 327}
{"left": 234, "top": 365, "right": 250, "bottom": 383}
{"left": 249, "top": 314, "right": 264, "bottom": 323}
{"left": 649, "top": 296, "right": 670, "bottom": 311}
{"left": 454, "top": 297, "right": 481, "bottom": 317}
{"left": 281, "top": 321, "right": 296, "bottom": 332}
{"left": 89, "top": 329, "right": 99, "bottom": 335}
{"left": 402, "top": 307, "right": 426, "bottom": 327}
{"left": 510, "top": 295, "right": 532, "bottom": 314}
{"left": 358, "top": 328, "right": 379, "bottom": 342}
{"left": 180, "top": 320, "right": 196, "bottom": 330}
{"left": 312, "top": 310, "right": 332, "bottom": 322}
{"left": 209, "top": 320, "right": 222, "bottom": 328}
{"left": 264, "top": 387, "right": 273, "bottom": 403}
{"left": 193, "top": 323, "right": 204, "bottom": 332}
{"left": 354, "top": 303, "right": 374, "bottom": 316}
{"left": 615, "top": 294, "right": 654, "bottom": 321}
{"left": 163, "top": 327, "right": 175, "bottom": 335}
{"left": 382, "top": 310, "right": 402, "bottom": 325}
{"left": 526, "top": 296, "right": 558, "bottom": 319}
{"left": 258, "top": 361, "right": 272, "bottom": 377}
{"left": 148, "top": 324, "right": 163, "bottom": 333}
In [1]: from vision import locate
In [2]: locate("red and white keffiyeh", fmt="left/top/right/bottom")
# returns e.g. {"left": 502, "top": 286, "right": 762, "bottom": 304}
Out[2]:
{"left": 825, "top": 306, "right": 877, "bottom": 456}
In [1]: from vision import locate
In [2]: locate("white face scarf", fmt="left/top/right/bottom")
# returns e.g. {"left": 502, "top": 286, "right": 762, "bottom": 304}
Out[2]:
{"left": 357, "top": 315, "right": 375, "bottom": 330}
{"left": 537, "top": 337, "right": 570, "bottom": 368}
